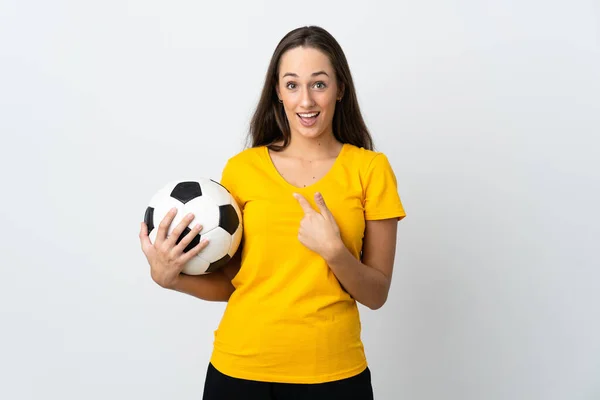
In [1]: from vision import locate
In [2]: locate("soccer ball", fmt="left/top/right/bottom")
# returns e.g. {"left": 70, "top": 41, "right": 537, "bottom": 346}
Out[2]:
{"left": 143, "top": 179, "right": 242, "bottom": 275}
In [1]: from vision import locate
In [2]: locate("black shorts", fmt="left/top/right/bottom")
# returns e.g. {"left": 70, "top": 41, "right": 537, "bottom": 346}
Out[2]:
{"left": 202, "top": 362, "right": 374, "bottom": 400}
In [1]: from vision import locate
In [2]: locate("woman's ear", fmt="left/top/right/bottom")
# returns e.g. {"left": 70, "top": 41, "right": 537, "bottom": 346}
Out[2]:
{"left": 337, "top": 83, "right": 345, "bottom": 101}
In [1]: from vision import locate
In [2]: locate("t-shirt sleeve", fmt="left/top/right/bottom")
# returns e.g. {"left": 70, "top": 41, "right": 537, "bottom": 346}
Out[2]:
{"left": 219, "top": 158, "right": 243, "bottom": 208}
{"left": 363, "top": 153, "right": 406, "bottom": 221}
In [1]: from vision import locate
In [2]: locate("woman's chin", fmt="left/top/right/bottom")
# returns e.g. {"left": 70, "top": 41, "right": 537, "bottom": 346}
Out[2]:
{"left": 294, "top": 129, "right": 326, "bottom": 140}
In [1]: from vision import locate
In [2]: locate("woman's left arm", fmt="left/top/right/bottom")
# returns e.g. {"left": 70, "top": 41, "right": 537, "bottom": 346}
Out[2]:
{"left": 293, "top": 191, "right": 399, "bottom": 310}
{"left": 323, "top": 218, "right": 398, "bottom": 310}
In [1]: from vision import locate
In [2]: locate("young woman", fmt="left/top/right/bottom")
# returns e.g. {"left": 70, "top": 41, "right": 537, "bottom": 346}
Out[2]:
{"left": 139, "top": 26, "right": 406, "bottom": 400}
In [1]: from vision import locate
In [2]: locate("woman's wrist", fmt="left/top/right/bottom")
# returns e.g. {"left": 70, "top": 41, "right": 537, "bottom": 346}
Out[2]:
{"left": 321, "top": 238, "right": 347, "bottom": 264}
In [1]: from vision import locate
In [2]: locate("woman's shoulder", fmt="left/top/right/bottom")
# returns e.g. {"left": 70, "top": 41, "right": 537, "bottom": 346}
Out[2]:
{"left": 343, "top": 143, "right": 390, "bottom": 169}
{"left": 224, "top": 145, "right": 266, "bottom": 168}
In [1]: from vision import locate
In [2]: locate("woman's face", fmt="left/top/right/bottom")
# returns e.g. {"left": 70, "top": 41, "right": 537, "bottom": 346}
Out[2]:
{"left": 276, "top": 46, "right": 343, "bottom": 142}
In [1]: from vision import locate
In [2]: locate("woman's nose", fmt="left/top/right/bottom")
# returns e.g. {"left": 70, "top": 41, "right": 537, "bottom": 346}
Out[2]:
{"left": 300, "top": 87, "right": 316, "bottom": 108}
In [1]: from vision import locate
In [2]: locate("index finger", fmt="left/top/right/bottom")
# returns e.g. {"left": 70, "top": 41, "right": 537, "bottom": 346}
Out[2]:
{"left": 292, "top": 193, "right": 315, "bottom": 215}
{"left": 155, "top": 207, "right": 178, "bottom": 244}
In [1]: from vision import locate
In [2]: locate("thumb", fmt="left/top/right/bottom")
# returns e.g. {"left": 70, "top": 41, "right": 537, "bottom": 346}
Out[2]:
{"left": 139, "top": 222, "right": 153, "bottom": 252}
{"left": 314, "top": 192, "right": 331, "bottom": 216}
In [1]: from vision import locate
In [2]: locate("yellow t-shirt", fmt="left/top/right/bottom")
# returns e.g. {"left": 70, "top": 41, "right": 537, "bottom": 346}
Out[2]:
{"left": 210, "top": 143, "right": 406, "bottom": 384}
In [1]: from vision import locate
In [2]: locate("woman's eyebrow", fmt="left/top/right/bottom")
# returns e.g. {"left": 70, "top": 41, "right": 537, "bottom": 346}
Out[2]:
{"left": 282, "top": 71, "right": 330, "bottom": 78}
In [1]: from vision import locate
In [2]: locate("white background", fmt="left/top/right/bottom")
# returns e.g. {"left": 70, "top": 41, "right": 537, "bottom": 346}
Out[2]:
{"left": 1, "top": 1, "right": 599, "bottom": 399}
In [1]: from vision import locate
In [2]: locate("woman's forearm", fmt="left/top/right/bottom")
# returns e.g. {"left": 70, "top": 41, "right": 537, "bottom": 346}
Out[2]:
{"left": 169, "top": 270, "right": 235, "bottom": 302}
{"left": 323, "top": 242, "right": 390, "bottom": 310}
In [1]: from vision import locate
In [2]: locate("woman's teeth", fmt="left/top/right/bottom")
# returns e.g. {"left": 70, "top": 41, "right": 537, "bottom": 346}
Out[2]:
{"left": 297, "top": 112, "right": 320, "bottom": 127}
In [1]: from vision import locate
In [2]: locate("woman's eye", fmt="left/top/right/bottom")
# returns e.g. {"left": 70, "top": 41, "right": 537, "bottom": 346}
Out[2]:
{"left": 286, "top": 82, "right": 296, "bottom": 89}
{"left": 314, "top": 82, "right": 327, "bottom": 89}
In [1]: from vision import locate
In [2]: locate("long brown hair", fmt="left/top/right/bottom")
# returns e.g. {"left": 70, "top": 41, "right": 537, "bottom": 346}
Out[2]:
{"left": 246, "top": 26, "right": 374, "bottom": 152}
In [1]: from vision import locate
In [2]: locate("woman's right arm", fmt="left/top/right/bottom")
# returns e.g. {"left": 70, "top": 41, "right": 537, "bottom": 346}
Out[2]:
{"left": 169, "top": 247, "right": 242, "bottom": 302}
{"left": 139, "top": 208, "right": 242, "bottom": 302}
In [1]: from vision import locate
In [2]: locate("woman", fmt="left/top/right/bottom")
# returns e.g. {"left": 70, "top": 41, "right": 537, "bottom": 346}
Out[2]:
{"left": 139, "top": 26, "right": 406, "bottom": 400}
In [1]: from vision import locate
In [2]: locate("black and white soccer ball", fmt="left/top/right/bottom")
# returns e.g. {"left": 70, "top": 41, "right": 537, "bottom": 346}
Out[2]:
{"left": 143, "top": 179, "right": 242, "bottom": 275}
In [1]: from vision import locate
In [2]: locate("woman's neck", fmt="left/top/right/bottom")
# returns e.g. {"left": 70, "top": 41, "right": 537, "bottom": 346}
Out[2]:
{"left": 278, "top": 133, "right": 342, "bottom": 161}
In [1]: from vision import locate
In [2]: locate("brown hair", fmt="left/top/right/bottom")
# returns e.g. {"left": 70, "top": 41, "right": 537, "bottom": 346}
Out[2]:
{"left": 246, "top": 26, "right": 374, "bottom": 152}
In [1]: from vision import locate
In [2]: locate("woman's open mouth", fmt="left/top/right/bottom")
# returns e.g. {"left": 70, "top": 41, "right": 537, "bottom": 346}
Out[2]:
{"left": 297, "top": 112, "right": 320, "bottom": 127}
